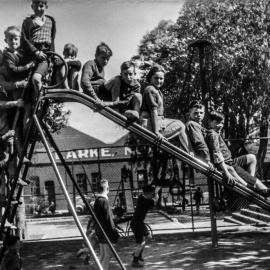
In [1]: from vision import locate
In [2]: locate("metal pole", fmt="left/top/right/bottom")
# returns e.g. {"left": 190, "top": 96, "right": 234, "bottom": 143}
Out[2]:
{"left": 33, "top": 115, "right": 103, "bottom": 270}
{"left": 207, "top": 177, "right": 218, "bottom": 248}
{"left": 39, "top": 120, "right": 126, "bottom": 270}
{"left": 189, "top": 184, "right": 195, "bottom": 232}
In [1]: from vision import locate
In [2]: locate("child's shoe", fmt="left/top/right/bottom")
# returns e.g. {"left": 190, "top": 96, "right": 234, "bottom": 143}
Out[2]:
{"left": 131, "top": 260, "right": 144, "bottom": 268}
{"left": 132, "top": 254, "right": 144, "bottom": 268}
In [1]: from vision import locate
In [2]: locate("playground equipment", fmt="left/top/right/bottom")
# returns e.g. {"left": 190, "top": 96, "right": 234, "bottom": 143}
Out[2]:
{"left": 1, "top": 49, "right": 270, "bottom": 269}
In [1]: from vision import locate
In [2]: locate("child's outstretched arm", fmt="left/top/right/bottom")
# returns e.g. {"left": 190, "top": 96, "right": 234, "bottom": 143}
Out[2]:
{"left": 3, "top": 51, "right": 35, "bottom": 74}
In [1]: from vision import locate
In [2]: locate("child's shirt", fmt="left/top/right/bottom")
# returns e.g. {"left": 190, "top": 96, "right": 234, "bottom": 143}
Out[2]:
{"left": 186, "top": 120, "right": 210, "bottom": 163}
{"left": 2, "top": 48, "right": 31, "bottom": 82}
{"left": 141, "top": 85, "right": 164, "bottom": 116}
{"left": 206, "top": 128, "right": 232, "bottom": 164}
{"left": 132, "top": 194, "right": 154, "bottom": 222}
{"left": 21, "top": 15, "right": 56, "bottom": 57}
{"left": 81, "top": 59, "right": 105, "bottom": 99}
{"left": 104, "top": 75, "right": 141, "bottom": 110}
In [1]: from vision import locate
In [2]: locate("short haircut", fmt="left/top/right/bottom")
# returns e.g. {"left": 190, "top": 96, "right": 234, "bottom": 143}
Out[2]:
{"left": 142, "top": 184, "right": 155, "bottom": 194}
{"left": 120, "top": 61, "right": 136, "bottom": 72}
{"left": 146, "top": 64, "right": 165, "bottom": 83}
{"left": 95, "top": 42, "right": 112, "bottom": 58}
{"left": 4, "top": 235, "right": 19, "bottom": 247}
{"left": 32, "top": 0, "right": 48, "bottom": 7}
{"left": 189, "top": 100, "right": 205, "bottom": 110}
{"left": 63, "top": 43, "right": 78, "bottom": 58}
{"left": 208, "top": 111, "right": 224, "bottom": 122}
{"left": 32, "top": 0, "right": 47, "bottom": 4}
{"left": 4, "top": 26, "right": 21, "bottom": 39}
{"left": 98, "top": 179, "right": 108, "bottom": 193}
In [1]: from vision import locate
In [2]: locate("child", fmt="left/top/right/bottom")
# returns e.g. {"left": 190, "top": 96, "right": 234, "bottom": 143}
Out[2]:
{"left": 141, "top": 65, "right": 190, "bottom": 151}
{"left": 2, "top": 26, "right": 35, "bottom": 142}
{"left": 103, "top": 61, "right": 142, "bottom": 121}
{"left": 186, "top": 100, "right": 211, "bottom": 163}
{"left": 76, "top": 201, "right": 99, "bottom": 265}
{"left": 81, "top": 42, "right": 112, "bottom": 101}
{"left": 62, "top": 43, "right": 81, "bottom": 90}
{"left": 94, "top": 179, "right": 119, "bottom": 270}
{"left": 193, "top": 187, "right": 203, "bottom": 215}
{"left": 21, "top": 0, "right": 56, "bottom": 99}
{"left": 130, "top": 185, "right": 157, "bottom": 268}
{"left": 206, "top": 111, "right": 270, "bottom": 197}
{"left": 0, "top": 235, "right": 22, "bottom": 270}
{"left": 2, "top": 26, "right": 34, "bottom": 95}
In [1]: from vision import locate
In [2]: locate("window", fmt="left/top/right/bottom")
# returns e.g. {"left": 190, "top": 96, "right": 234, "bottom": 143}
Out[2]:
{"left": 30, "top": 176, "right": 40, "bottom": 196}
{"left": 44, "top": 181, "right": 55, "bottom": 204}
{"left": 91, "top": 172, "right": 100, "bottom": 192}
{"left": 76, "top": 173, "right": 87, "bottom": 194}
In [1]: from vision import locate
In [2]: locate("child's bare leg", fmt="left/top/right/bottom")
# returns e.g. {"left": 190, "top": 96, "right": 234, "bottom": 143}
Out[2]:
{"left": 32, "top": 73, "right": 43, "bottom": 100}
{"left": 60, "top": 65, "right": 69, "bottom": 89}
{"left": 227, "top": 166, "right": 247, "bottom": 186}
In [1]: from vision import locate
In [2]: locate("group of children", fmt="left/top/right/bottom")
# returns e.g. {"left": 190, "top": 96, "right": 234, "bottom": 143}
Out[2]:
{"left": 0, "top": 0, "right": 269, "bottom": 269}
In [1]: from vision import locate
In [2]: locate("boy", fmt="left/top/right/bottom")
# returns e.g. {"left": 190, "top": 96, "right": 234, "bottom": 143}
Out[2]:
{"left": 2, "top": 26, "right": 35, "bottom": 142}
{"left": 0, "top": 235, "right": 22, "bottom": 270}
{"left": 81, "top": 42, "right": 112, "bottom": 101}
{"left": 193, "top": 187, "right": 203, "bottom": 215}
{"left": 103, "top": 61, "right": 142, "bottom": 121}
{"left": 186, "top": 100, "right": 211, "bottom": 163}
{"left": 62, "top": 43, "right": 81, "bottom": 90}
{"left": 2, "top": 26, "right": 34, "bottom": 97}
{"left": 206, "top": 111, "right": 270, "bottom": 197}
{"left": 94, "top": 179, "right": 119, "bottom": 270}
{"left": 55, "top": 43, "right": 82, "bottom": 90}
{"left": 21, "top": 0, "right": 56, "bottom": 99}
{"left": 130, "top": 185, "right": 157, "bottom": 268}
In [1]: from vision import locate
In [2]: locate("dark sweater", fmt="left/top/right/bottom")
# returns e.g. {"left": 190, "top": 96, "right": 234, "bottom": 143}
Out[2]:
{"left": 2, "top": 48, "right": 31, "bottom": 82}
{"left": 186, "top": 120, "right": 210, "bottom": 162}
{"left": 81, "top": 59, "right": 105, "bottom": 99}
{"left": 21, "top": 15, "right": 56, "bottom": 58}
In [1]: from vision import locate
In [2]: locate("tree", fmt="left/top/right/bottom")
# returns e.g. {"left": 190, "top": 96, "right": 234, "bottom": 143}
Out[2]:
{"left": 138, "top": 0, "right": 270, "bottom": 174}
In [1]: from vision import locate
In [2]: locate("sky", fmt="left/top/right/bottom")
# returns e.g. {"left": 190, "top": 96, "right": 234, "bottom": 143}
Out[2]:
{"left": 0, "top": 0, "right": 185, "bottom": 143}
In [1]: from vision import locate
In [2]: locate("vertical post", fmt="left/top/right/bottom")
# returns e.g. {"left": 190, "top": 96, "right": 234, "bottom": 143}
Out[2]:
{"left": 33, "top": 115, "right": 103, "bottom": 270}
{"left": 190, "top": 184, "right": 195, "bottom": 232}
{"left": 72, "top": 160, "right": 76, "bottom": 207}
{"left": 207, "top": 177, "right": 218, "bottom": 248}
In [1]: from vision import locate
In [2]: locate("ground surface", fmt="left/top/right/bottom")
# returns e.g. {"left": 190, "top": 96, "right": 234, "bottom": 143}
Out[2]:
{"left": 22, "top": 232, "right": 270, "bottom": 270}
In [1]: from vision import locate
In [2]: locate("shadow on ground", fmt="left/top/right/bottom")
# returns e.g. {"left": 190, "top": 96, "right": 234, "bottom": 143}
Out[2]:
{"left": 22, "top": 232, "right": 270, "bottom": 270}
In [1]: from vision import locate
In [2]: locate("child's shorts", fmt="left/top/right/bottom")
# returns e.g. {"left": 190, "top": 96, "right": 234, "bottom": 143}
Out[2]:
{"left": 34, "top": 60, "right": 49, "bottom": 77}
{"left": 130, "top": 220, "right": 150, "bottom": 244}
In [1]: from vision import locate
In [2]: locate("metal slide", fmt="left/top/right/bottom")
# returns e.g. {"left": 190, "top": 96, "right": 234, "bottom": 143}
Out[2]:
{"left": 44, "top": 89, "right": 270, "bottom": 212}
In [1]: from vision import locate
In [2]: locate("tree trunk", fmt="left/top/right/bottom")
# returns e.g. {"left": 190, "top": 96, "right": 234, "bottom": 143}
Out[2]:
{"left": 257, "top": 113, "right": 269, "bottom": 179}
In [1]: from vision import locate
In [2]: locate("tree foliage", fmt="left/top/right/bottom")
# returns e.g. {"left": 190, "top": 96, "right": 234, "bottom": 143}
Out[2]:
{"left": 138, "top": 0, "right": 270, "bottom": 142}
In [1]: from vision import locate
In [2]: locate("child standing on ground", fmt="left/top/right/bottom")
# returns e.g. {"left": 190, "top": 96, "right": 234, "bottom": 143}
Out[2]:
{"left": 94, "top": 179, "right": 119, "bottom": 270}
{"left": 21, "top": 0, "right": 56, "bottom": 99}
{"left": 193, "top": 187, "right": 203, "bottom": 215}
{"left": 81, "top": 42, "right": 112, "bottom": 101}
{"left": 0, "top": 235, "right": 22, "bottom": 270}
{"left": 130, "top": 185, "right": 157, "bottom": 268}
